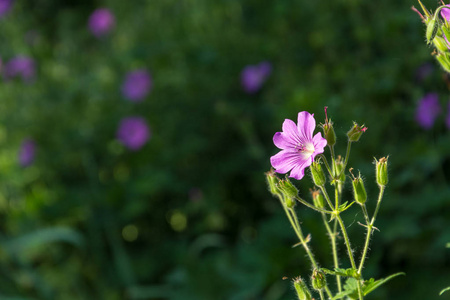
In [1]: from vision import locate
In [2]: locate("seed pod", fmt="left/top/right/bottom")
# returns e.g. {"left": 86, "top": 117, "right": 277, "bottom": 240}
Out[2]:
{"left": 293, "top": 277, "right": 312, "bottom": 300}
{"left": 310, "top": 161, "right": 326, "bottom": 187}
{"left": 375, "top": 157, "right": 389, "bottom": 187}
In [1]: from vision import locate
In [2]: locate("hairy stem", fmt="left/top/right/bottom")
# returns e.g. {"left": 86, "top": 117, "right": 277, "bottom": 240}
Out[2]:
{"left": 321, "top": 212, "right": 342, "bottom": 292}
{"left": 358, "top": 185, "right": 385, "bottom": 274}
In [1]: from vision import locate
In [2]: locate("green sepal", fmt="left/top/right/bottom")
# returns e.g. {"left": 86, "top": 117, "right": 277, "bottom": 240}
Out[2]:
{"left": 426, "top": 17, "right": 440, "bottom": 44}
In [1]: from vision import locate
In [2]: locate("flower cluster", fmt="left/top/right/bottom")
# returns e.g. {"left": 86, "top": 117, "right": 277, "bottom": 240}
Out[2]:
{"left": 413, "top": 1, "right": 450, "bottom": 72}
{"left": 266, "top": 109, "right": 401, "bottom": 300}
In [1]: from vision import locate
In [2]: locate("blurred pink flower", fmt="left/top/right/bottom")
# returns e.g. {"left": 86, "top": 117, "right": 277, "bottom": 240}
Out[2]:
{"left": 88, "top": 8, "right": 115, "bottom": 37}
{"left": 3, "top": 56, "right": 36, "bottom": 82}
{"left": 270, "top": 111, "right": 327, "bottom": 180}
{"left": 117, "top": 117, "right": 150, "bottom": 151}
{"left": 18, "top": 138, "right": 36, "bottom": 167}
{"left": 121, "top": 69, "right": 152, "bottom": 102}
{"left": 241, "top": 61, "right": 272, "bottom": 94}
{"left": 0, "top": 0, "right": 13, "bottom": 18}
{"left": 416, "top": 93, "right": 441, "bottom": 130}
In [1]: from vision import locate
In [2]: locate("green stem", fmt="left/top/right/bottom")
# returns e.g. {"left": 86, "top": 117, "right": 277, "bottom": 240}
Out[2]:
{"left": 318, "top": 186, "right": 335, "bottom": 211}
{"left": 320, "top": 185, "right": 362, "bottom": 299}
{"left": 357, "top": 186, "right": 385, "bottom": 274}
{"left": 319, "top": 289, "right": 325, "bottom": 300}
{"left": 318, "top": 154, "right": 333, "bottom": 177}
{"left": 321, "top": 213, "right": 342, "bottom": 293}
{"left": 335, "top": 216, "right": 356, "bottom": 269}
{"left": 283, "top": 205, "right": 318, "bottom": 269}
{"left": 294, "top": 196, "right": 334, "bottom": 214}
{"left": 336, "top": 140, "right": 352, "bottom": 180}
{"left": 285, "top": 206, "right": 334, "bottom": 299}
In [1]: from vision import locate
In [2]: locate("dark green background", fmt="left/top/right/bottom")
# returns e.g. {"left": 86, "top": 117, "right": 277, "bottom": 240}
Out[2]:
{"left": 0, "top": 0, "right": 449, "bottom": 299}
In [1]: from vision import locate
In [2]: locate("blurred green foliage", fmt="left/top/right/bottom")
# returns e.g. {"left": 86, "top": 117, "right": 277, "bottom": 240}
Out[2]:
{"left": 0, "top": 0, "right": 449, "bottom": 299}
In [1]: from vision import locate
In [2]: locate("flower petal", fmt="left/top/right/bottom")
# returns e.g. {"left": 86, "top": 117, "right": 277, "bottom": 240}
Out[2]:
{"left": 273, "top": 132, "right": 298, "bottom": 149}
{"left": 312, "top": 132, "right": 327, "bottom": 155}
{"left": 270, "top": 150, "right": 307, "bottom": 174}
{"left": 289, "top": 157, "right": 313, "bottom": 180}
{"left": 297, "top": 111, "right": 315, "bottom": 140}
{"left": 281, "top": 118, "right": 302, "bottom": 143}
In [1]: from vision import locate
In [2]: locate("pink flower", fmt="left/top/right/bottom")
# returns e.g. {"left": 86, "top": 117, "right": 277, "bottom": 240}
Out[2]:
{"left": 441, "top": 6, "right": 450, "bottom": 22}
{"left": 116, "top": 117, "right": 150, "bottom": 151}
{"left": 270, "top": 111, "right": 327, "bottom": 180}
{"left": 88, "top": 8, "right": 115, "bottom": 38}
{"left": 18, "top": 138, "right": 36, "bottom": 167}
{"left": 121, "top": 69, "right": 152, "bottom": 102}
{"left": 241, "top": 61, "right": 272, "bottom": 94}
{"left": 415, "top": 93, "right": 441, "bottom": 130}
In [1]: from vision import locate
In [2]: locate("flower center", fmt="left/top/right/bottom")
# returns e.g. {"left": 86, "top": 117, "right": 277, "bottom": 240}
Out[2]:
{"left": 296, "top": 142, "right": 315, "bottom": 156}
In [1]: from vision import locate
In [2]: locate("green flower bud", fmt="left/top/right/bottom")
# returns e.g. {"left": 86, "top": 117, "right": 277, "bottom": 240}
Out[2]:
{"left": 351, "top": 174, "right": 367, "bottom": 205}
{"left": 293, "top": 277, "right": 312, "bottom": 300}
{"left": 310, "top": 188, "right": 324, "bottom": 209}
{"left": 311, "top": 269, "right": 327, "bottom": 291}
{"left": 347, "top": 122, "right": 367, "bottom": 142}
{"left": 375, "top": 156, "right": 388, "bottom": 187}
{"left": 436, "top": 53, "right": 450, "bottom": 73}
{"left": 426, "top": 17, "right": 439, "bottom": 44}
{"left": 321, "top": 106, "right": 336, "bottom": 147}
{"left": 310, "top": 161, "right": 326, "bottom": 187}
{"left": 265, "top": 169, "right": 281, "bottom": 196}
{"left": 278, "top": 178, "right": 298, "bottom": 208}
{"left": 332, "top": 155, "right": 346, "bottom": 194}
{"left": 433, "top": 36, "right": 449, "bottom": 53}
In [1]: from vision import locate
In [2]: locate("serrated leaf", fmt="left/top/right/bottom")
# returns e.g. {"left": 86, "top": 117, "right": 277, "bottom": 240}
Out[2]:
{"left": 440, "top": 286, "right": 450, "bottom": 296}
{"left": 330, "top": 290, "right": 354, "bottom": 300}
{"left": 362, "top": 272, "right": 405, "bottom": 296}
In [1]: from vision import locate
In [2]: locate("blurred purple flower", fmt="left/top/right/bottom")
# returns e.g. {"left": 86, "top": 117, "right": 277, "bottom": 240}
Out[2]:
{"left": 446, "top": 101, "right": 450, "bottom": 129}
{"left": 416, "top": 93, "right": 441, "bottom": 130}
{"left": 121, "top": 69, "right": 152, "bottom": 102}
{"left": 117, "top": 117, "right": 150, "bottom": 150}
{"left": 415, "top": 63, "right": 433, "bottom": 82}
{"left": 0, "top": 0, "right": 13, "bottom": 18}
{"left": 270, "top": 111, "right": 327, "bottom": 180}
{"left": 88, "top": 8, "right": 115, "bottom": 37}
{"left": 18, "top": 138, "right": 36, "bottom": 167}
{"left": 241, "top": 61, "right": 272, "bottom": 94}
{"left": 3, "top": 56, "right": 35, "bottom": 82}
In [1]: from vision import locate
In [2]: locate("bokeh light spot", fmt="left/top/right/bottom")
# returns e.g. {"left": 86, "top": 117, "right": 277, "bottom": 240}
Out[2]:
{"left": 122, "top": 224, "right": 139, "bottom": 242}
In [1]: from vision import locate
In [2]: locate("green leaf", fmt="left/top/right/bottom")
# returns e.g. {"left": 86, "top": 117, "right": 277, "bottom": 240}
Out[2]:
{"left": 330, "top": 290, "right": 354, "bottom": 300}
{"left": 2, "top": 227, "right": 85, "bottom": 257}
{"left": 362, "top": 272, "right": 405, "bottom": 296}
{"left": 338, "top": 201, "right": 355, "bottom": 212}
{"left": 440, "top": 286, "right": 450, "bottom": 296}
